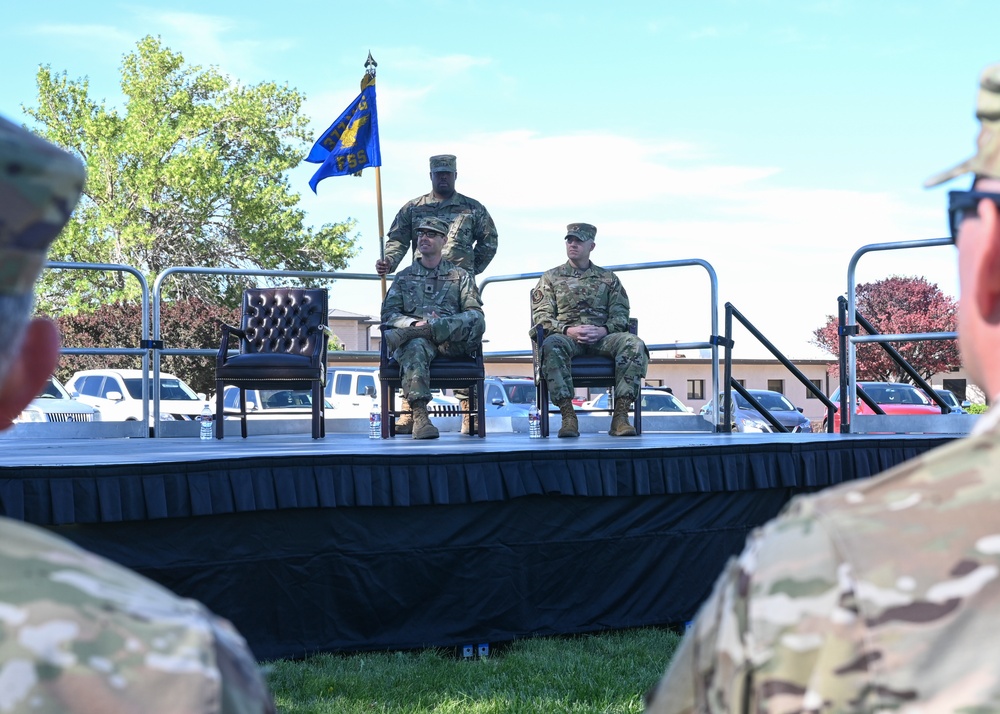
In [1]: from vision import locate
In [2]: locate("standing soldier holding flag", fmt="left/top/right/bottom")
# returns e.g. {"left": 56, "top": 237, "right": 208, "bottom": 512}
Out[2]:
{"left": 375, "top": 154, "right": 499, "bottom": 433}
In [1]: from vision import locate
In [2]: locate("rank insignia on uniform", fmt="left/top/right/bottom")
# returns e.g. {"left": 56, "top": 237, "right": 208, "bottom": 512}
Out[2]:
{"left": 531, "top": 288, "right": 544, "bottom": 304}
{"left": 425, "top": 283, "right": 434, "bottom": 295}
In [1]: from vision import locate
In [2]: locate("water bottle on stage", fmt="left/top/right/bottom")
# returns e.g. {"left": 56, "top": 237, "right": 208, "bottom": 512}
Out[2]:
{"left": 369, "top": 399, "right": 381, "bottom": 439}
{"left": 199, "top": 404, "right": 213, "bottom": 440}
{"left": 528, "top": 402, "right": 541, "bottom": 438}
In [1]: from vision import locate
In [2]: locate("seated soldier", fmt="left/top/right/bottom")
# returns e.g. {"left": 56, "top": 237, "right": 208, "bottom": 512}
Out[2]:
{"left": 531, "top": 222, "right": 648, "bottom": 437}
{"left": 380, "top": 216, "right": 485, "bottom": 440}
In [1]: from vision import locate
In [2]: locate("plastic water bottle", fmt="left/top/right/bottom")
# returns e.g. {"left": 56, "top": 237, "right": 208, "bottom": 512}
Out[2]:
{"left": 528, "top": 402, "right": 541, "bottom": 438}
{"left": 369, "top": 399, "right": 381, "bottom": 439}
{"left": 199, "top": 404, "right": 213, "bottom": 440}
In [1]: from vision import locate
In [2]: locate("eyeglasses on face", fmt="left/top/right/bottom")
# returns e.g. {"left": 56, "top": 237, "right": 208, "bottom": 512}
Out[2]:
{"left": 415, "top": 230, "right": 444, "bottom": 238}
{"left": 948, "top": 190, "right": 1000, "bottom": 242}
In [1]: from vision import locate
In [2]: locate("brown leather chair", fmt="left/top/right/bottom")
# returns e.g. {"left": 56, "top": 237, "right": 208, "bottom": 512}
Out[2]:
{"left": 531, "top": 316, "right": 641, "bottom": 437}
{"left": 378, "top": 326, "right": 486, "bottom": 438}
{"left": 215, "top": 288, "right": 329, "bottom": 439}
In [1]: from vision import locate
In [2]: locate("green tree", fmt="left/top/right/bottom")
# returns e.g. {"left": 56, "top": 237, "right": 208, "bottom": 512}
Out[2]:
{"left": 25, "top": 35, "right": 357, "bottom": 313}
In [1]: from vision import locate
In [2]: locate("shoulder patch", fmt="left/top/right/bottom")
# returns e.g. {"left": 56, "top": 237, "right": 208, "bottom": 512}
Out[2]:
{"left": 531, "top": 288, "right": 544, "bottom": 305}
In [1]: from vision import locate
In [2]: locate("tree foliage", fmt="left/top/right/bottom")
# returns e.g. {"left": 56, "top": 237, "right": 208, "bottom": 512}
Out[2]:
{"left": 812, "top": 275, "right": 960, "bottom": 382}
{"left": 25, "top": 36, "right": 358, "bottom": 313}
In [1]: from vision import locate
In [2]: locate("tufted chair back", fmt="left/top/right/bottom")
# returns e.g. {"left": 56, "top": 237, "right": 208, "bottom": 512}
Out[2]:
{"left": 241, "top": 288, "right": 327, "bottom": 357}
{"left": 215, "top": 287, "right": 329, "bottom": 439}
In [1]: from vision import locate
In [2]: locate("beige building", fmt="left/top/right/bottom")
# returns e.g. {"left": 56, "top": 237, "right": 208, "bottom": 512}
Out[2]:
{"left": 328, "top": 309, "right": 380, "bottom": 352}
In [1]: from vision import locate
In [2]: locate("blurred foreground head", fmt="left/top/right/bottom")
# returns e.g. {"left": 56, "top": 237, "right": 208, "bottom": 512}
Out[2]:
{"left": 0, "top": 115, "right": 84, "bottom": 385}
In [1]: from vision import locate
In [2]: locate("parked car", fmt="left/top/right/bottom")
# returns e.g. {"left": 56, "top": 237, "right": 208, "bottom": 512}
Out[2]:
{"left": 221, "top": 386, "right": 333, "bottom": 417}
{"left": 325, "top": 367, "right": 459, "bottom": 417}
{"left": 826, "top": 381, "right": 942, "bottom": 431}
{"left": 483, "top": 376, "right": 558, "bottom": 416}
{"left": 700, "top": 389, "right": 812, "bottom": 433}
{"left": 14, "top": 376, "right": 100, "bottom": 424}
{"left": 582, "top": 388, "right": 694, "bottom": 414}
{"left": 934, "top": 388, "right": 971, "bottom": 414}
{"left": 66, "top": 369, "right": 206, "bottom": 424}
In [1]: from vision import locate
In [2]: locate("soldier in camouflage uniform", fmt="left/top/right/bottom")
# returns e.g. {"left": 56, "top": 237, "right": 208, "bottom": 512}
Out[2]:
{"left": 0, "top": 114, "right": 274, "bottom": 713}
{"left": 531, "top": 223, "right": 648, "bottom": 437}
{"left": 381, "top": 216, "right": 485, "bottom": 440}
{"left": 645, "top": 64, "right": 1000, "bottom": 714}
{"left": 375, "top": 155, "right": 498, "bottom": 434}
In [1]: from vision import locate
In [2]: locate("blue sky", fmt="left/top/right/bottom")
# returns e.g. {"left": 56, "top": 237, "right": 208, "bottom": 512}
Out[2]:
{"left": 3, "top": 1, "right": 996, "bottom": 358}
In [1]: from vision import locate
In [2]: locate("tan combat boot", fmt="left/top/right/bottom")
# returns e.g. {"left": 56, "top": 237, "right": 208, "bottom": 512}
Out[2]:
{"left": 411, "top": 400, "right": 440, "bottom": 440}
{"left": 556, "top": 399, "right": 579, "bottom": 438}
{"left": 384, "top": 323, "right": 433, "bottom": 353}
{"left": 395, "top": 397, "right": 413, "bottom": 434}
{"left": 609, "top": 397, "right": 637, "bottom": 436}
{"left": 460, "top": 398, "right": 471, "bottom": 435}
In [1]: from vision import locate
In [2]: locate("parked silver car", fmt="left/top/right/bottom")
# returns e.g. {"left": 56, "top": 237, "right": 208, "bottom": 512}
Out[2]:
{"left": 483, "top": 376, "right": 557, "bottom": 416}
{"left": 221, "top": 386, "right": 333, "bottom": 417}
{"left": 582, "top": 389, "right": 693, "bottom": 414}
{"left": 934, "top": 388, "right": 971, "bottom": 414}
{"left": 700, "top": 389, "right": 812, "bottom": 433}
{"left": 14, "top": 376, "right": 100, "bottom": 424}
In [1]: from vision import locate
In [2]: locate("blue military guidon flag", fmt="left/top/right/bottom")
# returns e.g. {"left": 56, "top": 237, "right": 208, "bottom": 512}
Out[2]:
{"left": 306, "top": 79, "right": 381, "bottom": 192}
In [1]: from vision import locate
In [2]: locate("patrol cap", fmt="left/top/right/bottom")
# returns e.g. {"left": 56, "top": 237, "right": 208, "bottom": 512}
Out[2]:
{"left": 0, "top": 115, "right": 85, "bottom": 295}
{"left": 416, "top": 216, "right": 450, "bottom": 236}
{"left": 565, "top": 222, "right": 597, "bottom": 242}
{"left": 925, "top": 63, "right": 1000, "bottom": 187}
{"left": 429, "top": 154, "right": 457, "bottom": 173}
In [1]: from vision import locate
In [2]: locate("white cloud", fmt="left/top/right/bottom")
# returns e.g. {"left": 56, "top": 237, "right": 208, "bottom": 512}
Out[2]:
{"left": 30, "top": 23, "right": 134, "bottom": 49}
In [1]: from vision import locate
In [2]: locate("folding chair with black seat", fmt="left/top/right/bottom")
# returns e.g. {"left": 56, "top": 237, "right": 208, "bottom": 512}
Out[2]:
{"left": 215, "top": 287, "right": 329, "bottom": 439}
{"left": 378, "top": 326, "right": 486, "bottom": 438}
{"left": 531, "top": 316, "right": 641, "bottom": 437}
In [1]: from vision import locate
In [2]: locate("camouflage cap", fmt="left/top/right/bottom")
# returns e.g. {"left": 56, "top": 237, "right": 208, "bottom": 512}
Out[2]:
{"left": 565, "top": 222, "right": 597, "bottom": 242}
{"left": 925, "top": 63, "right": 1000, "bottom": 187}
{"left": 0, "top": 115, "right": 85, "bottom": 295}
{"left": 429, "top": 154, "right": 457, "bottom": 173}
{"left": 416, "top": 216, "right": 450, "bottom": 236}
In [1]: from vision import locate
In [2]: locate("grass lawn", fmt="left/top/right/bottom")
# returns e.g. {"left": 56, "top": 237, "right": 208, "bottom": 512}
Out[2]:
{"left": 266, "top": 627, "right": 683, "bottom": 713}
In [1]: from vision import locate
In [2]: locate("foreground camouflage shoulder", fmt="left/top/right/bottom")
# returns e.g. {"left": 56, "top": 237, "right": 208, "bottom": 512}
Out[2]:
{"left": 0, "top": 116, "right": 85, "bottom": 388}
{"left": 646, "top": 426, "right": 1000, "bottom": 713}
{"left": 0, "top": 517, "right": 274, "bottom": 714}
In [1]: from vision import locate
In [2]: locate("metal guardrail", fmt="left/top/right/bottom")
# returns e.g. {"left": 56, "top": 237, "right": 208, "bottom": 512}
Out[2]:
{"left": 48, "top": 259, "right": 725, "bottom": 437}
{"left": 480, "top": 259, "right": 722, "bottom": 420}
{"left": 44, "top": 261, "right": 151, "bottom": 438}
{"left": 722, "top": 303, "right": 838, "bottom": 433}
{"left": 842, "top": 238, "right": 961, "bottom": 434}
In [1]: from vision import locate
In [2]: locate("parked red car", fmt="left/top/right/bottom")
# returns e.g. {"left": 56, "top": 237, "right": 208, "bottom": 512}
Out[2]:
{"left": 825, "top": 382, "right": 942, "bottom": 431}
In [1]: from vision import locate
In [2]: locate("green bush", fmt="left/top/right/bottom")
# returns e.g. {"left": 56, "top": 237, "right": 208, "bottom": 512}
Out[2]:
{"left": 967, "top": 402, "right": 990, "bottom": 415}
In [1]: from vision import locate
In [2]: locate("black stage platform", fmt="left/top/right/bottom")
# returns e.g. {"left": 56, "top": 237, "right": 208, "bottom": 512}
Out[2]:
{"left": 0, "top": 431, "right": 954, "bottom": 660}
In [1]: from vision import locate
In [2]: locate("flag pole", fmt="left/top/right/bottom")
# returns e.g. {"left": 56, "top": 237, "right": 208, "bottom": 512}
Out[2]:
{"left": 363, "top": 52, "right": 387, "bottom": 300}
{"left": 375, "top": 165, "right": 386, "bottom": 299}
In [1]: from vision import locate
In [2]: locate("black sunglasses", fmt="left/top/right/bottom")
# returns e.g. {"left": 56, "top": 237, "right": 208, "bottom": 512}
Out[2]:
{"left": 948, "top": 190, "right": 1000, "bottom": 242}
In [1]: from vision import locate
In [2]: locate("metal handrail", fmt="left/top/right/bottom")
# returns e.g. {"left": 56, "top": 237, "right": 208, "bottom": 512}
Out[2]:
{"left": 844, "top": 237, "right": 958, "bottom": 433}
{"left": 44, "top": 261, "right": 151, "bottom": 437}
{"left": 722, "top": 302, "right": 837, "bottom": 433}
{"left": 480, "top": 259, "right": 721, "bottom": 418}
